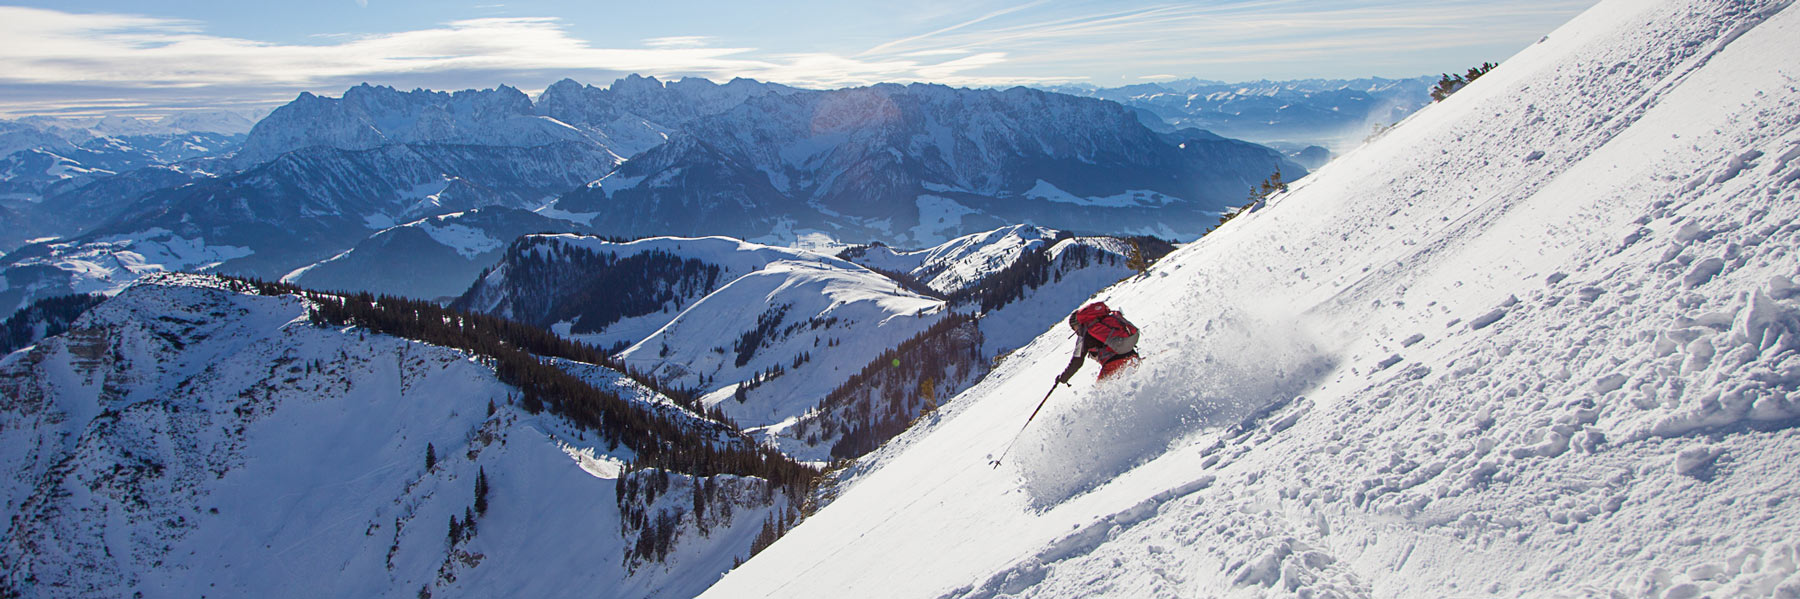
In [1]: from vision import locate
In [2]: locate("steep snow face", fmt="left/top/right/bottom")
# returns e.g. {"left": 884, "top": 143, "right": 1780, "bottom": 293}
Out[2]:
{"left": 619, "top": 259, "right": 946, "bottom": 430}
{"left": 703, "top": 0, "right": 1800, "bottom": 597}
{"left": 0, "top": 274, "right": 782, "bottom": 598}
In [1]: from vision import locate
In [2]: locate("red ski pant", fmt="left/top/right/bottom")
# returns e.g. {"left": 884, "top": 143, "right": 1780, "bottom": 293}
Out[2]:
{"left": 1097, "top": 353, "right": 1140, "bottom": 379}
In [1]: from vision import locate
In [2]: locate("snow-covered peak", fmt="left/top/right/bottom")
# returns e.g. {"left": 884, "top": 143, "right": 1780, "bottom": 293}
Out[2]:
{"left": 159, "top": 110, "right": 259, "bottom": 135}
{"left": 531, "top": 75, "right": 793, "bottom": 159}
{"left": 847, "top": 224, "right": 1063, "bottom": 296}
{"left": 704, "top": 0, "right": 1800, "bottom": 596}
{"left": 235, "top": 84, "right": 597, "bottom": 166}
{"left": 618, "top": 256, "right": 945, "bottom": 430}
{"left": 523, "top": 234, "right": 856, "bottom": 277}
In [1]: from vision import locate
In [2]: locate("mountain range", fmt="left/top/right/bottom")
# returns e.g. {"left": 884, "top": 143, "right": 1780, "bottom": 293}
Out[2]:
{"left": 0, "top": 76, "right": 1297, "bottom": 315}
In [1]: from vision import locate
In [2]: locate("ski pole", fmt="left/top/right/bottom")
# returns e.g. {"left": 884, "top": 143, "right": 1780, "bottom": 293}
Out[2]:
{"left": 990, "top": 381, "right": 1061, "bottom": 468}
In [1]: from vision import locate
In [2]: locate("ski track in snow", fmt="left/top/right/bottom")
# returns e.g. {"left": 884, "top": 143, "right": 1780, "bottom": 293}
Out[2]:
{"left": 703, "top": 0, "right": 1800, "bottom": 597}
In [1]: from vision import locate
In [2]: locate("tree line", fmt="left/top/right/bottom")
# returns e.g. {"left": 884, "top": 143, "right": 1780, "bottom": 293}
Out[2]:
{"left": 0, "top": 293, "right": 108, "bottom": 354}
{"left": 792, "top": 312, "right": 984, "bottom": 459}
{"left": 452, "top": 237, "right": 725, "bottom": 335}
{"left": 227, "top": 276, "right": 818, "bottom": 492}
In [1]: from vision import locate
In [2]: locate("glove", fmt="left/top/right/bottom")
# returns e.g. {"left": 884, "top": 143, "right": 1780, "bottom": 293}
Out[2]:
{"left": 1055, "top": 373, "right": 1071, "bottom": 386}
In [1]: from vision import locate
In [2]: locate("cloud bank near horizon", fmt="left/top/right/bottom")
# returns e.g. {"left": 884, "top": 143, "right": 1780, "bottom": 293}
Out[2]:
{"left": 0, "top": 1, "right": 1593, "bottom": 118}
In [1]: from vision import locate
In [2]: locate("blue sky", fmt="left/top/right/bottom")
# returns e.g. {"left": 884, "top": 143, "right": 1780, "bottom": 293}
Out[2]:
{"left": 0, "top": 0, "right": 1596, "bottom": 118}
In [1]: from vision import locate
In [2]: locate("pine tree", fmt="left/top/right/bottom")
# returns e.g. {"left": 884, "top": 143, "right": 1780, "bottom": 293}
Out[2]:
{"left": 448, "top": 515, "right": 462, "bottom": 547}
{"left": 1126, "top": 240, "right": 1149, "bottom": 275}
{"left": 474, "top": 468, "right": 490, "bottom": 516}
{"left": 692, "top": 477, "right": 708, "bottom": 535}
{"left": 919, "top": 377, "right": 937, "bottom": 414}
{"left": 425, "top": 443, "right": 437, "bottom": 471}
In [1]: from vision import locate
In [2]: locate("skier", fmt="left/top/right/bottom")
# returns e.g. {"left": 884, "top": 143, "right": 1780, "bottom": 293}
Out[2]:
{"left": 1055, "top": 301, "right": 1140, "bottom": 385}
{"left": 991, "top": 302, "right": 1142, "bottom": 467}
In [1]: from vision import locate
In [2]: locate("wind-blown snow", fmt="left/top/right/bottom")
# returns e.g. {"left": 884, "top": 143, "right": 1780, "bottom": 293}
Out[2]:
{"left": 1012, "top": 308, "right": 1334, "bottom": 508}
{"left": 702, "top": 0, "right": 1800, "bottom": 596}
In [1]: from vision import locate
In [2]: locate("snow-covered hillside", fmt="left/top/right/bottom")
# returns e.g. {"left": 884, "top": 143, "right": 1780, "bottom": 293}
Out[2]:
{"left": 0, "top": 273, "right": 797, "bottom": 598}
{"left": 703, "top": 0, "right": 1800, "bottom": 596}
{"left": 455, "top": 235, "right": 860, "bottom": 350}
{"left": 621, "top": 258, "right": 946, "bottom": 430}
{"left": 451, "top": 233, "right": 949, "bottom": 435}
{"left": 846, "top": 224, "right": 1061, "bottom": 296}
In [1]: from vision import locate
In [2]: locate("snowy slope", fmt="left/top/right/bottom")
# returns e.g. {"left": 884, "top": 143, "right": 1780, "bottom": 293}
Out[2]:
{"left": 456, "top": 234, "right": 860, "bottom": 351}
{"left": 0, "top": 273, "right": 789, "bottom": 598}
{"left": 702, "top": 0, "right": 1800, "bottom": 596}
{"left": 619, "top": 259, "right": 946, "bottom": 430}
{"left": 847, "top": 224, "right": 1060, "bottom": 296}
{"left": 781, "top": 234, "right": 1145, "bottom": 462}
{"left": 283, "top": 207, "right": 589, "bottom": 300}
{"left": 972, "top": 236, "right": 1143, "bottom": 358}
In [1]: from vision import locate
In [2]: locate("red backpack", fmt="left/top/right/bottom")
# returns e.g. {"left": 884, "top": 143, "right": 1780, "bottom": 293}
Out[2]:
{"left": 1071, "top": 302, "right": 1139, "bottom": 356}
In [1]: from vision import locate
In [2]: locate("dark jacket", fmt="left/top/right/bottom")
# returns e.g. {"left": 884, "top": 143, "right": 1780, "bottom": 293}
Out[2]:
{"left": 1058, "top": 333, "right": 1129, "bottom": 383}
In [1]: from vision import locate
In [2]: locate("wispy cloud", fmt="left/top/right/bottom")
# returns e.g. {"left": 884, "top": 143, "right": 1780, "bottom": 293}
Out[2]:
{"left": 855, "top": 0, "right": 1594, "bottom": 80}
{"left": 858, "top": 0, "right": 1049, "bottom": 57}
{"left": 643, "top": 36, "right": 713, "bottom": 49}
{"left": 0, "top": 6, "right": 1068, "bottom": 116}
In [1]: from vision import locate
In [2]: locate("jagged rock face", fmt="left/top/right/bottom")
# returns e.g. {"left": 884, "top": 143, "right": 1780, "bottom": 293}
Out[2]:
{"left": 556, "top": 83, "right": 1299, "bottom": 246}
{"left": 234, "top": 84, "right": 598, "bottom": 166}
{"left": 534, "top": 75, "right": 796, "bottom": 158}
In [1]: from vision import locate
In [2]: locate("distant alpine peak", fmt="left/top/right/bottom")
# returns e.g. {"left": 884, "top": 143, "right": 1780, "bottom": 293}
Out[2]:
{"left": 235, "top": 83, "right": 594, "bottom": 166}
